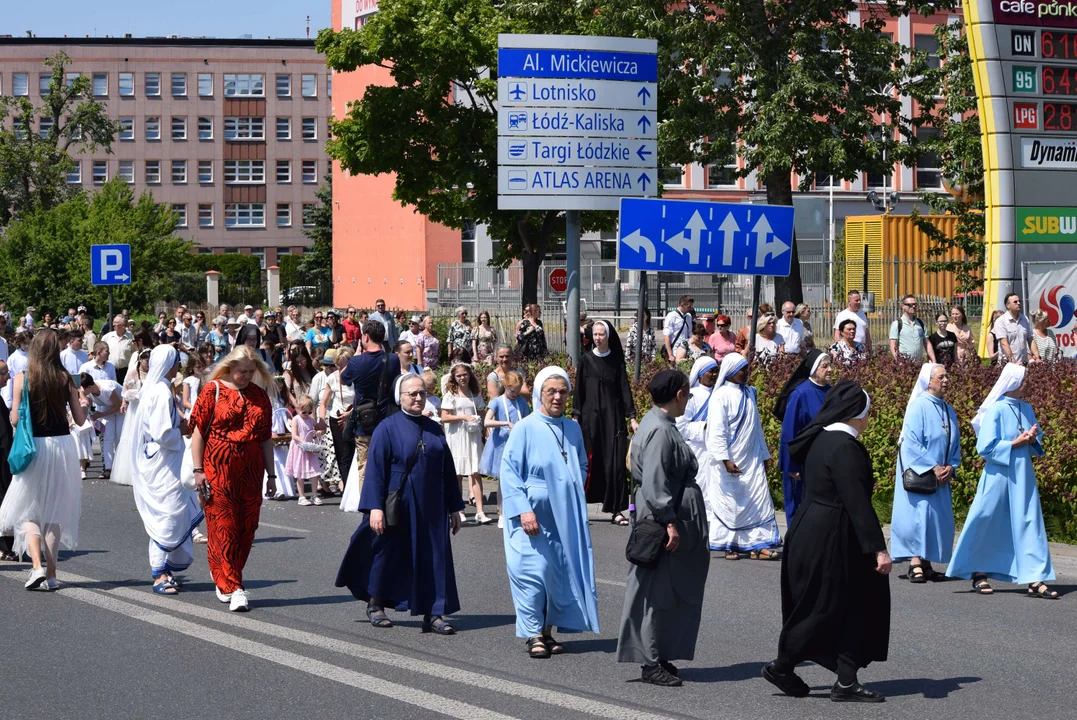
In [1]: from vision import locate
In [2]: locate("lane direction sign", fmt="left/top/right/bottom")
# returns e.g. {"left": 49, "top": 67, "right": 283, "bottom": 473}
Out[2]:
{"left": 91, "top": 244, "right": 133, "bottom": 286}
{"left": 497, "top": 108, "right": 657, "bottom": 138}
{"left": 497, "top": 48, "right": 658, "bottom": 82}
{"left": 498, "top": 136, "right": 656, "bottom": 167}
{"left": 617, "top": 198, "right": 796, "bottom": 277}
{"left": 498, "top": 78, "right": 658, "bottom": 109}
{"left": 499, "top": 167, "right": 655, "bottom": 196}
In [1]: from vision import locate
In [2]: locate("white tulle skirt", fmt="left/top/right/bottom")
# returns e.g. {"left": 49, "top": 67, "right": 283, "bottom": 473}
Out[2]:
{"left": 71, "top": 421, "right": 95, "bottom": 461}
{"left": 0, "top": 435, "right": 82, "bottom": 556}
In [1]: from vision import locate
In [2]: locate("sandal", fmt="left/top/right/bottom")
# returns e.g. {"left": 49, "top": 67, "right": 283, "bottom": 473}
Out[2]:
{"left": 0, "top": 551, "right": 18, "bottom": 562}
{"left": 367, "top": 606, "right": 393, "bottom": 628}
{"left": 908, "top": 564, "right": 928, "bottom": 584}
{"left": 152, "top": 578, "right": 179, "bottom": 595}
{"left": 543, "top": 633, "right": 564, "bottom": 655}
{"left": 526, "top": 635, "right": 551, "bottom": 659}
{"left": 611, "top": 513, "right": 630, "bottom": 526}
{"left": 725, "top": 551, "right": 741, "bottom": 561}
{"left": 972, "top": 574, "right": 994, "bottom": 595}
{"left": 750, "top": 549, "right": 781, "bottom": 561}
{"left": 422, "top": 614, "right": 456, "bottom": 635}
{"left": 1028, "top": 582, "right": 1059, "bottom": 599}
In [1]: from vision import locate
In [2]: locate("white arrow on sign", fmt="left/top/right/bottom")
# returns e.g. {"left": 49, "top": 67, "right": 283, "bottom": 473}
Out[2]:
{"left": 116, "top": 274, "right": 130, "bottom": 282}
{"left": 719, "top": 212, "right": 740, "bottom": 267}
{"left": 752, "top": 214, "right": 791, "bottom": 267}
{"left": 622, "top": 229, "right": 656, "bottom": 263}
{"left": 665, "top": 211, "right": 706, "bottom": 265}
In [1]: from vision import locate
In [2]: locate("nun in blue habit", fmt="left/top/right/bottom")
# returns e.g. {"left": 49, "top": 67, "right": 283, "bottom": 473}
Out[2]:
{"left": 773, "top": 349, "right": 831, "bottom": 526}
{"left": 889, "top": 364, "right": 959, "bottom": 579}
{"left": 500, "top": 366, "right": 600, "bottom": 658}
{"left": 335, "top": 374, "right": 467, "bottom": 633}
{"left": 946, "top": 364, "right": 1058, "bottom": 598}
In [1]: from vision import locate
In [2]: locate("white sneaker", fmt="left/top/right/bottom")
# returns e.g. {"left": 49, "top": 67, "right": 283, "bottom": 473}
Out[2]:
{"left": 312, "top": 496, "right": 323, "bottom": 506}
{"left": 298, "top": 497, "right": 312, "bottom": 506}
{"left": 215, "top": 586, "right": 232, "bottom": 603}
{"left": 497, "top": 516, "right": 504, "bottom": 529}
{"left": 24, "top": 567, "right": 47, "bottom": 590}
{"left": 229, "top": 589, "right": 250, "bottom": 612}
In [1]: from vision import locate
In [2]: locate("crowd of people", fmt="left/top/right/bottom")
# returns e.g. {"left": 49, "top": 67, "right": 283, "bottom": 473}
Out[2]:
{"left": 0, "top": 292, "right": 1063, "bottom": 700}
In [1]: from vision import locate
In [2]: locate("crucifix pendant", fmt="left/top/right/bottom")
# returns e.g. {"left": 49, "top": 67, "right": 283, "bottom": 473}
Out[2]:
{"left": 561, "top": 450, "right": 568, "bottom": 463}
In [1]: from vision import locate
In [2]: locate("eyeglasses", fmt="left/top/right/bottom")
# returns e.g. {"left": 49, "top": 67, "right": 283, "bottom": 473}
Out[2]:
{"left": 542, "top": 388, "right": 569, "bottom": 397}
{"left": 904, "top": 303, "right": 917, "bottom": 307}
{"left": 347, "top": 310, "right": 356, "bottom": 314}
{"left": 716, "top": 323, "right": 729, "bottom": 328}
{"left": 401, "top": 390, "right": 428, "bottom": 399}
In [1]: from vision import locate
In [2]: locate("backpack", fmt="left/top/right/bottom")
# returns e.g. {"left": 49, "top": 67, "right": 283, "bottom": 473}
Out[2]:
{"left": 895, "top": 315, "right": 924, "bottom": 339}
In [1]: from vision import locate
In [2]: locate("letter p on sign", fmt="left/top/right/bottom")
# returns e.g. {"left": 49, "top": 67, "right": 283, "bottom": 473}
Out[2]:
{"left": 91, "top": 244, "right": 132, "bottom": 286}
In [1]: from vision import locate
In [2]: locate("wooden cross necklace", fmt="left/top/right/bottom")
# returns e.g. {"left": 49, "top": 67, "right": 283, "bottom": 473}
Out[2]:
{"left": 545, "top": 420, "right": 569, "bottom": 464}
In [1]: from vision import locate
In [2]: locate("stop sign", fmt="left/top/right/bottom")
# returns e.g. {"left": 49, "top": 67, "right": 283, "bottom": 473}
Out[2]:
{"left": 549, "top": 268, "right": 568, "bottom": 293}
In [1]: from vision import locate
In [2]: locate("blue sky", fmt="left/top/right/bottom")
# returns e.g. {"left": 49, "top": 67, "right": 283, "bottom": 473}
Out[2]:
{"left": 2, "top": 1, "right": 330, "bottom": 39}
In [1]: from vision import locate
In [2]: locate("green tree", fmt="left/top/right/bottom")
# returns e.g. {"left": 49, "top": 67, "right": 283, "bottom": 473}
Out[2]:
{"left": 0, "top": 52, "right": 118, "bottom": 226}
{"left": 317, "top": 0, "right": 615, "bottom": 308}
{"left": 299, "top": 172, "right": 333, "bottom": 286}
{"left": 909, "top": 21, "right": 985, "bottom": 293}
{"left": 0, "top": 180, "right": 193, "bottom": 315}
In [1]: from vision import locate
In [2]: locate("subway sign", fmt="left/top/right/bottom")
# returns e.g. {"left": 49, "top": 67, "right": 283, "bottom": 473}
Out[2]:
{"left": 1017, "top": 207, "right": 1077, "bottom": 241}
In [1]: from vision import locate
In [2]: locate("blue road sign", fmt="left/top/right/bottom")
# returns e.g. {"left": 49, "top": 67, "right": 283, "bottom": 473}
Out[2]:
{"left": 91, "top": 244, "right": 132, "bottom": 286}
{"left": 617, "top": 198, "right": 796, "bottom": 277}
{"left": 497, "top": 48, "right": 658, "bottom": 82}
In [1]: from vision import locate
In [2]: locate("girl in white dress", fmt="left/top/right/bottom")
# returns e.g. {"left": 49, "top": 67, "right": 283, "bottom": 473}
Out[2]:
{"left": 440, "top": 362, "right": 489, "bottom": 524}
{"left": 266, "top": 377, "right": 297, "bottom": 501}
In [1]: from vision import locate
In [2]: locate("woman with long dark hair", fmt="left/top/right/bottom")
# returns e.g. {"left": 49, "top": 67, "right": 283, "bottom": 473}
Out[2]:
{"left": 573, "top": 319, "right": 637, "bottom": 525}
{"left": 284, "top": 342, "right": 315, "bottom": 409}
{"left": 0, "top": 329, "right": 87, "bottom": 590}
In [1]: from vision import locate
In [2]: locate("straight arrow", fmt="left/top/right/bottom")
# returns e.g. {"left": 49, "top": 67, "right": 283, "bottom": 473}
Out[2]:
{"left": 719, "top": 212, "right": 739, "bottom": 267}
{"left": 637, "top": 86, "right": 651, "bottom": 106}
{"left": 622, "top": 229, "right": 656, "bottom": 263}
{"left": 637, "top": 172, "right": 651, "bottom": 192}
{"left": 637, "top": 115, "right": 652, "bottom": 133}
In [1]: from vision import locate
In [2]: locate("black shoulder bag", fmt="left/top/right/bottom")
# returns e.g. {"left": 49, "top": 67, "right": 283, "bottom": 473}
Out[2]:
{"left": 384, "top": 432, "right": 425, "bottom": 528}
{"left": 344, "top": 352, "right": 393, "bottom": 437}
{"left": 898, "top": 406, "right": 950, "bottom": 495}
{"left": 625, "top": 448, "right": 687, "bottom": 568}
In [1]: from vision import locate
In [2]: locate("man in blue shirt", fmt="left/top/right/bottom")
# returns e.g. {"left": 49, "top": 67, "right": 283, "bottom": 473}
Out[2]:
{"left": 340, "top": 321, "right": 400, "bottom": 498}
{"left": 368, "top": 299, "right": 399, "bottom": 349}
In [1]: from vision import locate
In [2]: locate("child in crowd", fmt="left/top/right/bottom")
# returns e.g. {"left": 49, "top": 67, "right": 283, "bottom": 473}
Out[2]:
{"left": 267, "top": 377, "right": 296, "bottom": 501}
{"left": 421, "top": 369, "right": 441, "bottom": 423}
{"left": 287, "top": 395, "right": 324, "bottom": 506}
{"left": 480, "top": 370, "right": 529, "bottom": 528}
{"left": 441, "top": 362, "right": 489, "bottom": 524}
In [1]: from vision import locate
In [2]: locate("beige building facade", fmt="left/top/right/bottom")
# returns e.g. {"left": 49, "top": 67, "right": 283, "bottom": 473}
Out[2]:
{"left": 0, "top": 36, "right": 330, "bottom": 267}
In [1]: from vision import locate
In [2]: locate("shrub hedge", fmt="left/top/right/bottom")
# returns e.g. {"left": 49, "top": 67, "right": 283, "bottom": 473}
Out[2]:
{"left": 477, "top": 351, "right": 1077, "bottom": 543}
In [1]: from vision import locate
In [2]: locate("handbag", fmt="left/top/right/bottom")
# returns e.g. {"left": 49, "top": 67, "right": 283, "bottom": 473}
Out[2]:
{"left": 899, "top": 408, "right": 950, "bottom": 495}
{"left": 383, "top": 433, "right": 425, "bottom": 528}
{"left": 625, "top": 516, "right": 668, "bottom": 568}
{"left": 8, "top": 372, "right": 36, "bottom": 474}
{"left": 346, "top": 352, "right": 392, "bottom": 437}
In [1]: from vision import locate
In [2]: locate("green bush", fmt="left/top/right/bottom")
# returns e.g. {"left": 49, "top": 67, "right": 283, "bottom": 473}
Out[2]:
{"left": 182, "top": 253, "right": 261, "bottom": 288}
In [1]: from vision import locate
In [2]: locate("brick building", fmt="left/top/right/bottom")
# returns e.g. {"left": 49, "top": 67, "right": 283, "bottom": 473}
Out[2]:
{"left": 0, "top": 36, "right": 331, "bottom": 267}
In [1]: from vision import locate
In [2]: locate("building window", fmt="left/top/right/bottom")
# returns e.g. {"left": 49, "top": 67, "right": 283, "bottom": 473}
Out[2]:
{"left": 707, "top": 162, "right": 738, "bottom": 188}
{"left": 224, "top": 159, "right": 265, "bottom": 184}
{"left": 119, "top": 117, "right": 134, "bottom": 141}
{"left": 658, "top": 166, "right": 684, "bottom": 187}
{"left": 146, "top": 116, "right": 161, "bottom": 140}
{"left": 198, "top": 159, "right": 214, "bottom": 184}
{"left": 171, "top": 73, "right": 187, "bottom": 96}
{"left": 65, "top": 72, "right": 80, "bottom": 87}
{"left": 301, "top": 117, "right": 317, "bottom": 140}
{"left": 39, "top": 73, "right": 51, "bottom": 96}
{"left": 251, "top": 247, "right": 266, "bottom": 268}
{"left": 198, "top": 73, "right": 213, "bottom": 97}
{"left": 13, "top": 73, "right": 28, "bottom": 96}
{"left": 198, "top": 116, "right": 213, "bottom": 140}
{"left": 301, "top": 74, "right": 317, "bottom": 97}
{"left": 276, "top": 203, "right": 292, "bottom": 227}
{"left": 276, "top": 73, "right": 291, "bottom": 97}
{"left": 39, "top": 116, "right": 53, "bottom": 139}
{"left": 327, "top": 75, "right": 332, "bottom": 98}
{"left": 173, "top": 203, "right": 187, "bottom": 227}
{"left": 67, "top": 161, "right": 81, "bottom": 184}
{"left": 224, "top": 73, "right": 265, "bottom": 97}
{"left": 93, "top": 72, "right": 108, "bottom": 96}
{"left": 172, "top": 160, "right": 187, "bottom": 184}
{"left": 146, "top": 72, "right": 161, "bottom": 96}
{"left": 198, "top": 204, "right": 213, "bottom": 228}
{"left": 119, "top": 72, "right": 134, "bottom": 96}
{"left": 92, "top": 160, "right": 107, "bottom": 184}
{"left": 302, "top": 203, "right": 315, "bottom": 227}
{"left": 224, "top": 116, "right": 265, "bottom": 140}
{"left": 276, "top": 117, "right": 291, "bottom": 140}
{"left": 302, "top": 160, "right": 317, "bottom": 183}
{"left": 145, "top": 160, "right": 161, "bottom": 184}
{"left": 225, "top": 203, "right": 266, "bottom": 227}
{"left": 171, "top": 116, "right": 187, "bottom": 140}
{"left": 276, "top": 160, "right": 291, "bottom": 183}
{"left": 915, "top": 127, "right": 943, "bottom": 189}
{"left": 915, "top": 34, "right": 941, "bottom": 70}
{"left": 118, "top": 160, "right": 134, "bottom": 184}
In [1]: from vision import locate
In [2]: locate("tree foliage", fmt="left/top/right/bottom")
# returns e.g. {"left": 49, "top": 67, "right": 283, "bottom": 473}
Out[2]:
{"left": 0, "top": 180, "right": 192, "bottom": 315}
{"left": 299, "top": 172, "right": 333, "bottom": 285}
{"left": 909, "top": 22, "right": 985, "bottom": 293}
{"left": 0, "top": 52, "right": 118, "bottom": 226}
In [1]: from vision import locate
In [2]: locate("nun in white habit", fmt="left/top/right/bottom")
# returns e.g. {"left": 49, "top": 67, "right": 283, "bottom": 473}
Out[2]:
{"left": 702, "top": 353, "right": 782, "bottom": 559}
{"left": 676, "top": 356, "right": 718, "bottom": 463}
{"left": 117, "top": 345, "right": 204, "bottom": 594}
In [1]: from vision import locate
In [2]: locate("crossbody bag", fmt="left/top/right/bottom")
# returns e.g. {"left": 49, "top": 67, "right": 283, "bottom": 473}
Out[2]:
{"left": 898, "top": 404, "right": 950, "bottom": 495}
{"left": 384, "top": 432, "right": 425, "bottom": 528}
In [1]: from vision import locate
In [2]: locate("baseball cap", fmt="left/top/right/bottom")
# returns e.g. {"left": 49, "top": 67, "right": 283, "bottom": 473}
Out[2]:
{"left": 77, "top": 305, "right": 88, "bottom": 312}
{"left": 244, "top": 304, "right": 254, "bottom": 311}
{"left": 410, "top": 314, "right": 422, "bottom": 324}
{"left": 265, "top": 310, "right": 278, "bottom": 318}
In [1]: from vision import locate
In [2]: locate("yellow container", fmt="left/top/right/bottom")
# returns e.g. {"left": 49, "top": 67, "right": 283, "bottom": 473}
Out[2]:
{"left": 844, "top": 215, "right": 977, "bottom": 304}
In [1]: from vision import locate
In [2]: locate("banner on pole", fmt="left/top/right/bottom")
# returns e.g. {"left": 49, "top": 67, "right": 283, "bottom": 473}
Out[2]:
{"left": 1025, "top": 261, "right": 1077, "bottom": 357}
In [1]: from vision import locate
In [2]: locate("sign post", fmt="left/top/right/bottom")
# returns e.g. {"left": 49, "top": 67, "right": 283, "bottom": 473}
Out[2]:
{"left": 90, "top": 244, "right": 133, "bottom": 323}
{"left": 548, "top": 267, "right": 568, "bottom": 293}
{"left": 617, "top": 198, "right": 796, "bottom": 379}
{"left": 498, "top": 33, "right": 658, "bottom": 367}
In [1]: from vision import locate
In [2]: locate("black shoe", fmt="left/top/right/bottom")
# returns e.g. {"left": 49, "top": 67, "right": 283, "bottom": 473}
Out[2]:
{"left": 830, "top": 682, "right": 885, "bottom": 703}
{"left": 761, "top": 662, "right": 810, "bottom": 698}
{"left": 641, "top": 664, "right": 683, "bottom": 687}
{"left": 660, "top": 661, "right": 679, "bottom": 677}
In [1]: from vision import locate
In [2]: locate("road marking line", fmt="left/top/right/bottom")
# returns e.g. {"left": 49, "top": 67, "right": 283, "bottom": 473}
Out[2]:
{"left": 258, "top": 522, "right": 312, "bottom": 533}
{"left": 47, "top": 569, "right": 672, "bottom": 720}
{"left": 0, "top": 571, "right": 517, "bottom": 720}
{"left": 596, "top": 578, "right": 627, "bottom": 587}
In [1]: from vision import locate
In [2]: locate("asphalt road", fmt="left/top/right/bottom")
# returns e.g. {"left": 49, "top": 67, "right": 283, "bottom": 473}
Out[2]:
{"left": 2, "top": 468, "right": 1075, "bottom": 720}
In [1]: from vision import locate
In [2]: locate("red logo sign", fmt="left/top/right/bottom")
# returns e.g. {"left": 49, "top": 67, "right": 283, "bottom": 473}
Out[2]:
{"left": 549, "top": 268, "right": 568, "bottom": 293}
{"left": 1014, "top": 102, "right": 1039, "bottom": 129}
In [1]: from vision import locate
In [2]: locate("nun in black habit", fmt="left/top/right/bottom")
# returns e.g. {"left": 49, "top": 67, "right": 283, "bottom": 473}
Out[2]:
{"left": 573, "top": 319, "right": 637, "bottom": 524}
{"left": 762, "top": 380, "right": 893, "bottom": 704}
